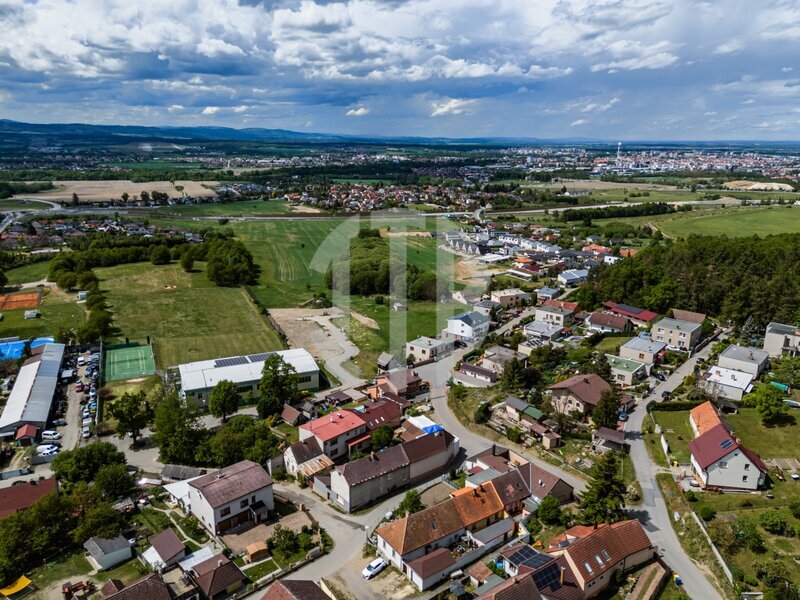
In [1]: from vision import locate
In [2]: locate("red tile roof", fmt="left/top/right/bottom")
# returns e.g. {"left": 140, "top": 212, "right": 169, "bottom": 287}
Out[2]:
{"left": 191, "top": 554, "right": 246, "bottom": 598}
{"left": 689, "top": 401, "right": 721, "bottom": 436}
{"left": 406, "top": 547, "right": 456, "bottom": 579}
{"left": 0, "top": 478, "right": 57, "bottom": 519}
{"left": 602, "top": 301, "right": 658, "bottom": 322}
{"left": 687, "top": 423, "right": 739, "bottom": 469}
{"left": 564, "top": 519, "right": 652, "bottom": 585}
{"left": 300, "top": 410, "right": 365, "bottom": 442}
{"left": 587, "top": 312, "right": 630, "bottom": 330}
{"left": 15, "top": 424, "right": 38, "bottom": 440}
{"left": 260, "top": 580, "right": 329, "bottom": 600}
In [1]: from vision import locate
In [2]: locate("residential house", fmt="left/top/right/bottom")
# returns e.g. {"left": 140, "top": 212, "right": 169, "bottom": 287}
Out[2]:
{"left": 465, "top": 444, "right": 528, "bottom": 474}
{"left": 452, "top": 290, "right": 482, "bottom": 306}
{"left": 327, "top": 430, "right": 457, "bottom": 512}
{"left": 142, "top": 529, "right": 186, "bottom": 571}
{"left": 516, "top": 463, "right": 574, "bottom": 507}
{"left": 181, "top": 460, "right": 274, "bottom": 534}
{"left": 619, "top": 336, "right": 666, "bottom": 368}
{"left": 84, "top": 535, "right": 133, "bottom": 571}
{"left": 100, "top": 572, "right": 198, "bottom": 600}
{"left": 689, "top": 401, "right": 722, "bottom": 438}
{"left": 671, "top": 308, "right": 706, "bottom": 324}
{"left": 652, "top": 317, "right": 702, "bottom": 350}
{"left": 521, "top": 320, "right": 563, "bottom": 342}
{"left": 536, "top": 287, "right": 560, "bottom": 303}
{"left": 473, "top": 299, "right": 502, "bottom": 319}
{"left": 606, "top": 354, "right": 646, "bottom": 387}
{"left": 503, "top": 396, "right": 530, "bottom": 423}
{"left": 689, "top": 423, "right": 767, "bottom": 491}
{"left": 477, "top": 556, "right": 582, "bottom": 600}
{"left": 283, "top": 438, "right": 334, "bottom": 480}
{"left": 763, "top": 322, "right": 800, "bottom": 357}
{"left": 534, "top": 305, "right": 574, "bottom": 327}
{"left": 260, "top": 580, "right": 329, "bottom": 600}
{"left": 445, "top": 311, "right": 490, "bottom": 342}
{"left": 592, "top": 427, "right": 626, "bottom": 453}
{"left": 490, "top": 289, "right": 531, "bottom": 308}
{"left": 587, "top": 312, "right": 632, "bottom": 334}
{"left": 482, "top": 345, "right": 527, "bottom": 375}
{"left": 547, "top": 374, "right": 611, "bottom": 419}
{"left": 698, "top": 366, "right": 754, "bottom": 401}
{"left": 161, "top": 465, "right": 205, "bottom": 483}
{"left": 377, "top": 352, "right": 400, "bottom": 373}
{"left": 554, "top": 520, "right": 655, "bottom": 597}
{"left": 557, "top": 269, "right": 589, "bottom": 286}
{"left": 189, "top": 553, "right": 246, "bottom": 600}
{"left": 299, "top": 410, "right": 368, "bottom": 460}
{"left": 718, "top": 345, "right": 769, "bottom": 378}
{"left": 0, "top": 478, "right": 57, "bottom": 519}
{"left": 602, "top": 301, "right": 658, "bottom": 328}
{"left": 405, "top": 337, "right": 454, "bottom": 363}
{"left": 454, "top": 363, "right": 497, "bottom": 387}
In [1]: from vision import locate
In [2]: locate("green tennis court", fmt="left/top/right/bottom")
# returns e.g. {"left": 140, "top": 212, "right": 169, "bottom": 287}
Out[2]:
{"left": 104, "top": 345, "right": 156, "bottom": 381}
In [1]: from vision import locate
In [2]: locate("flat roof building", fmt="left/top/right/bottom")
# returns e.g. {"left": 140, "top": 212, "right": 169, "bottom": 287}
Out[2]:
{"left": 178, "top": 348, "right": 319, "bottom": 405}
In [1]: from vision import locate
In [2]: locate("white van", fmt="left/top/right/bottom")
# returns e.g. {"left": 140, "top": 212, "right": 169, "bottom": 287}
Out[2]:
{"left": 41, "top": 430, "right": 62, "bottom": 440}
{"left": 77, "top": 356, "right": 86, "bottom": 366}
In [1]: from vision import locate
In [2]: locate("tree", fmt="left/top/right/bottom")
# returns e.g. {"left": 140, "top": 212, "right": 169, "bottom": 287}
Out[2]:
{"left": 593, "top": 388, "right": 621, "bottom": 429}
{"left": 152, "top": 392, "right": 206, "bottom": 465}
{"left": 180, "top": 251, "right": 194, "bottom": 272}
{"left": 578, "top": 451, "right": 627, "bottom": 525}
{"left": 56, "top": 271, "right": 77, "bottom": 291}
{"left": 501, "top": 357, "right": 525, "bottom": 390}
{"left": 370, "top": 425, "right": 393, "bottom": 450}
{"left": 0, "top": 270, "right": 5, "bottom": 289}
{"left": 150, "top": 244, "right": 171, "bottom": 265}
{"left": 72, "top": 503, "right": 125, "bottom": 544}
{"left": 744, "top": 385, "right": 788, "bottom": 424}
{"left": 209, "top": 380, "right": 240, "bottom": 423}
{"left": 257, "top": 354, "right": 299, "bottom": 418}
{"left": 759, "top": 509, "right": 787, "bottom": 534}
{"left": 51, "top": 443, "right": 126, "bottom": 486}
{"left": 108, "top": 391, "right": 151, "bottom": 445}
{"left": 734, "top": 516, "right": 765, "bottom": 553}
{"left": 393, "top": 489, "right": 424, "bottom": 518}
{"left": 71, "top": 192, "right": 79, "bottom": 206}
{"left": 536, "top": 496, "right": 564, "bottom": 525}
{"left": 94, "top": 463, "right": 134, "bottom": 499}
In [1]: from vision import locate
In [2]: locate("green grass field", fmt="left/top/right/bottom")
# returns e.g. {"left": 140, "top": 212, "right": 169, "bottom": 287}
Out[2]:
{"left": 726, "top": 407, "right": 800, "bottom": 459}
{"left": 95, "top": 262, "right": 283, "bottom": 367}
{"left": 0, "top": 288, "right": 85, "bottom": 339}
{"left": 3, "top": 260, "right": 52, "bottom": 285}
{"left": 104, "top": 345, "right": 156, "bottom": 381}
{"left": 0, "top": 198, "right": 54, "bottom": 212}
{"left": 651, "top": 410, "right": 695, "bottom": 464}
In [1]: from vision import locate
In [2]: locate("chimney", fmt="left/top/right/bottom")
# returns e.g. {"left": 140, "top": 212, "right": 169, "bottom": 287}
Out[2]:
{"left": 560, "top": 567, "right": 566, "bottom": 585}
{"left": 218, "top": 559, "right": 224, "bottom": 567}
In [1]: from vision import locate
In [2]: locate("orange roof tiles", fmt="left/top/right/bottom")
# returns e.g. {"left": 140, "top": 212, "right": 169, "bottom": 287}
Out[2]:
{"left": 690, "top": 401, "right": 721, "bottom": 436}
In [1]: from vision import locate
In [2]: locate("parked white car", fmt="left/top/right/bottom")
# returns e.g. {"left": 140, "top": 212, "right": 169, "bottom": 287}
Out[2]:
{"left": 36, "top": 444, "right": 59, "bottom": 454}
{"left": 362, "top": 557, "right": 388, "bottom": 580}
{"left": 41, "top": 430, "right": 62, "bottom": 440}
{"left": 40, "top": 448, "right": 59, "bottom": 457}
{"left": 81, "top": 426, "right": 91, "bottom": 439}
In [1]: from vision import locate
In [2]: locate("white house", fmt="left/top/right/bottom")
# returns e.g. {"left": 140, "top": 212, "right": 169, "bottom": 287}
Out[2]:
{"left": 83, "top": 536, "right": 133, "bottom": 571}
{"left": 534, "top": 305, "right": 573, "bottom": 327}
{"left": 718, "top": 345, "right": 769, "bottom": 378}
{"left": 176, "top": 460, "right": 274, "bottom": 535}
{"left": 688, "top": 424, "right": 767, "bottom": 491}
{"left": 444, "top": 311, "right": 490, "bottom": 343}
{"left": 141, "top": 528, "right": 186, "bottom": 571}
{"left": 763, "top": 321, "right": 800, "bottom": 357}
{"left": 698, "top": 366, "right": 754, "bottom": 401}
{"left": 405, "top": 336, "right": 455, "bottom": 362}
{"left": 490, "top": 289, "right": 531, "bottom": 308}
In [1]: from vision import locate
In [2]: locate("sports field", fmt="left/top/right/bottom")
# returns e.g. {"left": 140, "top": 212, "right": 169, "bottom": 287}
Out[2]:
{"left": 0, "top": 290, "right": 41, "bottom": 310}
{"left": 95, "top": 262, "right": 283, "bottom": 367}
{"left": 104, "top": 345, "right": 156, "bottom": 381}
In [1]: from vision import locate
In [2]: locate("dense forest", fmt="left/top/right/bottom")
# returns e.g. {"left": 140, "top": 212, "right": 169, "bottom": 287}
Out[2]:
{"left": 0, "top": 181, "right": 54, "bottom": 198}
{"left": 558, "top": 202, "right": 680, "bottom": 223}
{"left": 575, "top": 233, "right": 800, "bottom": 327}
{"left": 326, "top": 228, "right": 438, "bottom": 300}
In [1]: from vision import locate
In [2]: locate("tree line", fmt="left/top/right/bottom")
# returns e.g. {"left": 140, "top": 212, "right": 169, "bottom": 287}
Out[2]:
{"left": 0, "top": 181, "right": 54, "bottom": 198}
{"left": 574, "top": 232, "right": 800, "bottom": 326}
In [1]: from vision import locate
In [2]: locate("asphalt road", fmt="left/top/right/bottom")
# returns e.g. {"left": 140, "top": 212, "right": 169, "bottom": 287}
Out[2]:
{"left": 625, "top": 338, "right": 724, "bottom": 600}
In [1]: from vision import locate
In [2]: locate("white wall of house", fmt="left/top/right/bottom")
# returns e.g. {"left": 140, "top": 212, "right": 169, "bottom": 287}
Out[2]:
{"left": 95, "top": 547, "right": 132, "bottom": 571}
{"left": 331, "top": 466, "right": 411, "bottom": 512}
{"left": 188, "top": 483, "right": 274, "bottom": 534}
{"left": 702, "top": 449, "right": 763, "bottom": 490}
{"left": 718, "top": 355, "right": 766, "bottom": 378}
{"left": 619, "top": 346, "right": 657, "bottom": 365}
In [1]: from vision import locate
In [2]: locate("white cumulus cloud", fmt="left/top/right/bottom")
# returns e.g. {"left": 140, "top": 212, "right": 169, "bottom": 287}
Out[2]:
{"left": 346, "top": 106, "right": 370, "bottom": 116}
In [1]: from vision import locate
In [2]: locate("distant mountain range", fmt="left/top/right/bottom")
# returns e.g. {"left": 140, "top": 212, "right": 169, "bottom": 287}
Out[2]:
{"left": 0, "top": 118, "right": 797, "bottom": 148}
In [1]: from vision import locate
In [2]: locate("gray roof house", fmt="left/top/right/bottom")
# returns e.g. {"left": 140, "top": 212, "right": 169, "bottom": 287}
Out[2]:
{"left": 84, "top": 535, "right": 133, "bottom": 571}
{"left": 718, "top": 345, "right": 769, "bottom": 378}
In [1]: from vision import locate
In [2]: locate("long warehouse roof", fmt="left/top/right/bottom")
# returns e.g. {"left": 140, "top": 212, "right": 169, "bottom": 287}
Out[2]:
{"left": 0, "top": 343, "right": 65, "bottom": 433}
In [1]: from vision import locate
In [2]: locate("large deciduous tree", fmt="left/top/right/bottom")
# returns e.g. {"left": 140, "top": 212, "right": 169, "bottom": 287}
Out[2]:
{"left": 108, "top": 391, "right": 152, "bottom": 445}
{"left": 258, "top": 354, "right": 299, "bottom": 418}
{"left": 209, "top": 379, "right": 240, "bottom": 423}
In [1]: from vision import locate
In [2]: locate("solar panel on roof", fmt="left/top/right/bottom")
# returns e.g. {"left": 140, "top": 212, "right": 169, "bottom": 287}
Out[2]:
{"left": 247, "top": 352, "right": 273, "bottom": 363}
{"left": 720, "top": 438, "right": 733, "bottom": 450}
{"left": 532, "top": 562, "right": 562, "bottom": 591}
{"left": 616, "top": 303, "right": 643, "bottom": 315}
{"left": 214, "top": 356, "right": 248, "bottom": 368}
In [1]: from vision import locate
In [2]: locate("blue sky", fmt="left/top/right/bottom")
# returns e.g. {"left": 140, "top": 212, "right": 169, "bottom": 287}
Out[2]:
{"left": 1, "top": 0, "right": 799, "bottom": 140}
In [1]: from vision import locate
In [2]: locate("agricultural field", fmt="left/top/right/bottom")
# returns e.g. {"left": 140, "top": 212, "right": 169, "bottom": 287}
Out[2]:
{"left": 162, "top": 199, "right": 297, "bottom": 216}
{"left": 0, "top": 287, "right": 85, "bottom": 339}
{"left": 22, "top": 180, "right": 218, "bottom": 202}
{"left": 95, "top": 262, "right": 283, "bottom": 368}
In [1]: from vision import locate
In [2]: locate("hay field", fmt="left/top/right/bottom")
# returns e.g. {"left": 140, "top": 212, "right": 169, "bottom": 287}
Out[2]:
{"left": 22, "top": 180, "right": 218, "bottom": 202}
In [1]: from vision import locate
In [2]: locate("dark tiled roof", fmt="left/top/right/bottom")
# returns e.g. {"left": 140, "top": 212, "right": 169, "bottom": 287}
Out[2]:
{"left": 547, "top": 374, "right": 610, "bottom": 407}
{"left": 84, "top": 535, "right": 130, "bottom": 559}
{"left": 516, "top": 464, "right": 569, "bottom": 502}
{"left": 337, "top": 445, "right": 409, "bottom": 486}
{"left": 260, "top": 580, "right": 329, "bottom": 600}
{"left": 287, "top": 438, "right": 324, "bottom": 465}
{"left": 149, "top": 528, "right": 184, "bottom": 563}
{"left": 402, "top": 430, "right": 454, "bottom": 463}
{"left": 281, "top": 404, "right": 302, "bottom": 425}
{"left": 564, "top": 520, "right": 652, "bottom": 584}
{"left": 161, "top": 464, "right": 204, "bottom": 481}
{"left": 0, "top": 477, "right": 57, "bottom": 519}
{"left": 587, "top": 312, "right": 630, "bottom": 330}
{"left": 192, "top": 554, "right": 246, "bottom": 598}
{"left": 102, "top": 574, "right": 172, "bottom": 600}
{"left": 407, "top": 547, "right": 455, "bottom": 579}
{"left": 188, "top": 460, "right": 272, "bottom": 508}
{"left": 489, "top": 469, "right": 530, "bottom": 507}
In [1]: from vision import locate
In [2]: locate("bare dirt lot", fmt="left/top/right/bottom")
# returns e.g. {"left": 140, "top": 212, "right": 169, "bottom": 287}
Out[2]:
{"left": 20, "top": 180, "right": 218, "bottom": 202}
{"left": 269, "top": 307, "right": 347, "bottom": 362}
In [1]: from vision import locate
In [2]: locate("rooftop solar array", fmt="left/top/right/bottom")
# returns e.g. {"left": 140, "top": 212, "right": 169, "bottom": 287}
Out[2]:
{"left": 533, "top": 562, "right": 563, "bottom": 591}
{"left": 214, "top": 356, "right": 248, "bottom": 368}
{"left": 720, "top": 438, "right": 734, "bottom": 450}
{"left": 616, "top": 303, "right": 643, "bottom": 315}
{"left": 247, "top": 352, "right": 273, "bottom": 363}
{"left": 509, "top": 545, "right": 554, "bottom": 569}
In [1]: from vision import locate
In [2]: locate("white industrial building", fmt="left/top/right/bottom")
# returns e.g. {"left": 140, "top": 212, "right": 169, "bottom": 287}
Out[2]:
{"left": 0, "top": 343, "right": 65, "bottom": 436}
{"left": 178, "top": 349, "right": 319, "bottom": 405}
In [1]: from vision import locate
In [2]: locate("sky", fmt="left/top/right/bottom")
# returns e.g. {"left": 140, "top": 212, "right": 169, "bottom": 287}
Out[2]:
{"left": 0, "top": 0, "right": 799, "bottom": 140}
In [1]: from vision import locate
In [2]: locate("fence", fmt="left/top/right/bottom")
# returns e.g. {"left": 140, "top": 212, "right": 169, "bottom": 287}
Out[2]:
{"left": 690, "top": 511, "right": 734, "bottom": 584}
